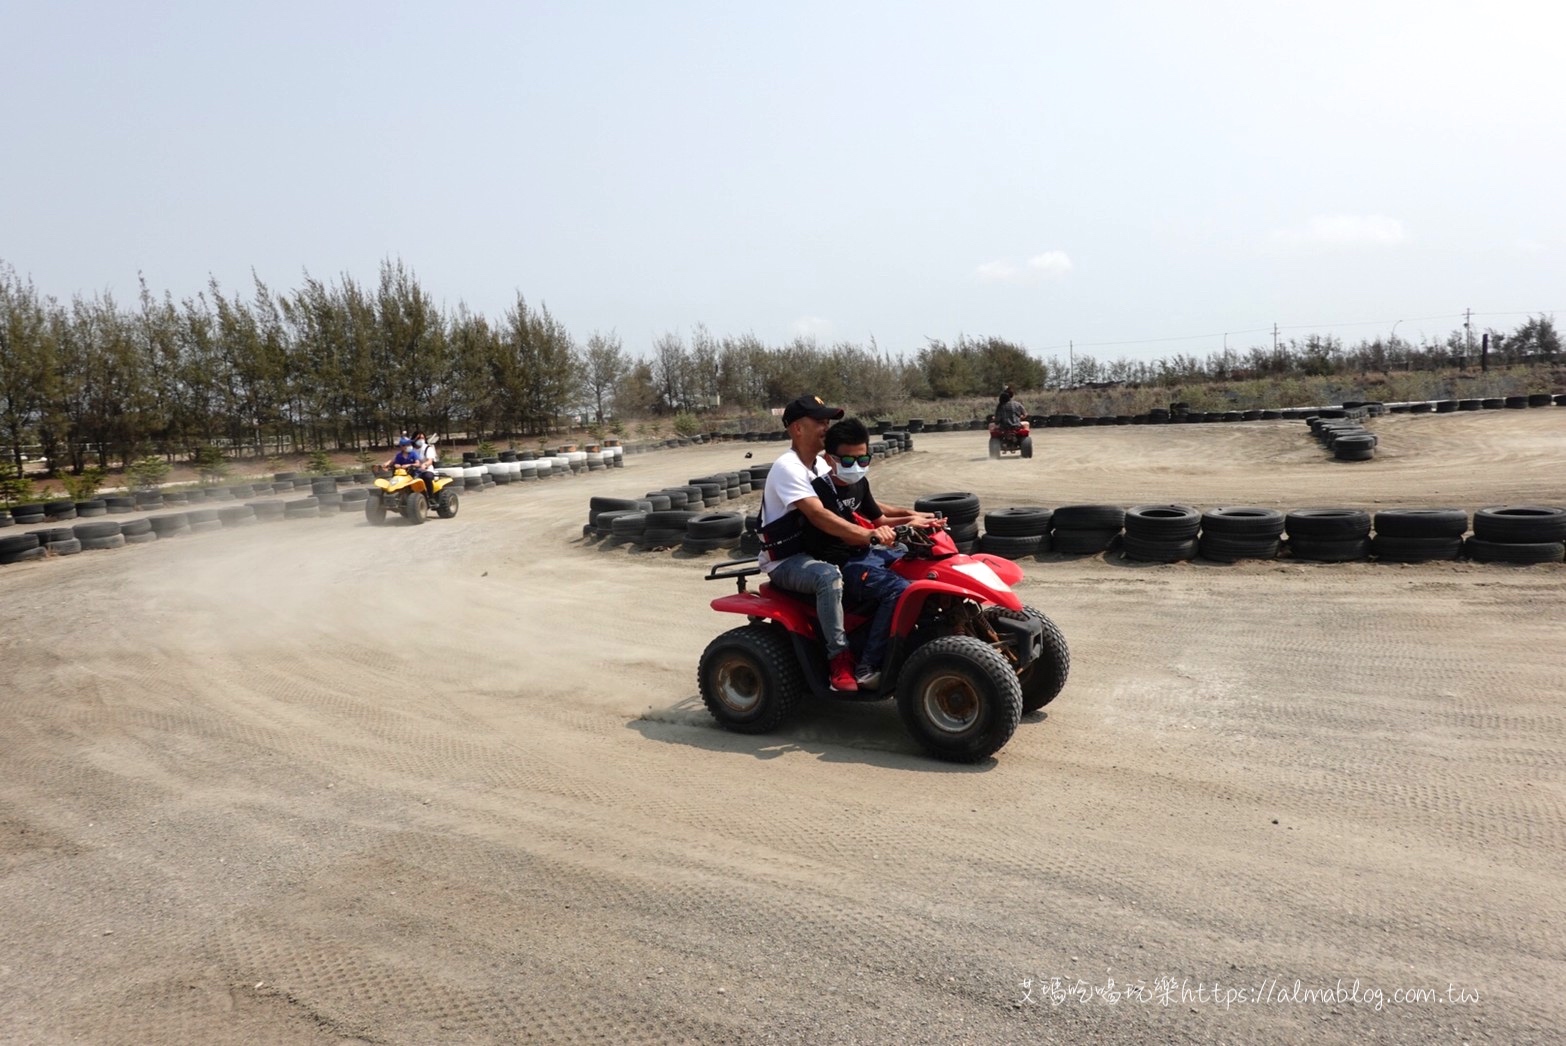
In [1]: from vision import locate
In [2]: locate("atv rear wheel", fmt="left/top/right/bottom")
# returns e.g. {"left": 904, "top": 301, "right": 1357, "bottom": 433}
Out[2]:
{"left": 1014, "top": 606, "right": 1070, "bottom": 712}
{"left": 1020, "top": 435, "right": 1033, "bottom": 459}
{"left": 698, "top": 624, "right": 804, "bottom": 734}
{"left": 403, "top": 492, "right": 428, "bottom": 525}
{"left": 988, "top": 437, "right": 1001, "bottom": 459}
{"left": 436, "top": 488, "right": 460, "bottom": 519}
{"left": 896, "top": 635, "right": 1022, "bottom": 762}
{"left": 364, "top": 494, "right": 387, "bottom": 525}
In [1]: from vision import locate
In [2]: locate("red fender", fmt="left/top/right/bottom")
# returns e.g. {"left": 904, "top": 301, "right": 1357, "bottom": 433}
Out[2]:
{"left": 970, "top": 553, "right": 1025, "bottom": 586}
{"left": 889, "top": 575, "right": 1024, "bottom": 635}
{"left": 710, "top": 589, "right": 819, "bottom": 638}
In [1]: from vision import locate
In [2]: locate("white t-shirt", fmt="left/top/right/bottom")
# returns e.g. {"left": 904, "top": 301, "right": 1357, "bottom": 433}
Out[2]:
{"left": 758, "top": 448, "right": 829, "bottom": 572}
{"left": 420, "top": 444, "right": 438, "bottom": 467}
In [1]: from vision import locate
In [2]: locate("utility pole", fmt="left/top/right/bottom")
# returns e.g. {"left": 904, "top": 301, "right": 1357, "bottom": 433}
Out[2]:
{"left": 1272, "top": 323, "right": 1279, "bottom": 354}
{"left": 1068, "top": 340, "right": 1074, "bottom": 387}
{"left": 1463, "top": 307, "right": 1473, "bottom": 370}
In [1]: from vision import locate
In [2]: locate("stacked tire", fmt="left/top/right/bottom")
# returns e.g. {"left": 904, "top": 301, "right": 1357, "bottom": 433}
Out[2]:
{"left": 1199, "top": 507, "right": 1285, "bottom": 562}
{"left": 1371, "top": 509, "right": 1466, "bottom": 562}
{"left": 1051, "top": 504, "right": 1124, "bottom": 555}
{"left": 914, "top": 492, "right": 981, "bottom": 552}
{"left": 1121, "top": 505, "right": 1199, "bottom": 562}
{"left": 641, "top": 510, "right": 699, "bottom": 550}
{"left": 978, "top": 507, "right": 1052, "bottom": 559}
{"left": 682, "top": 512, "right": 745, "bottom": 554}
{"left": 73, "top": 519, "right": 126, "bottom": 550}
{"left": 0, "top": 532, "right": 44, "bottom": 564}
{"left": 1465, "top": 506, "right": 1566, "bottom": 564}
{"left": 1285, "top": 508, "right": 1370, "bottom": 562}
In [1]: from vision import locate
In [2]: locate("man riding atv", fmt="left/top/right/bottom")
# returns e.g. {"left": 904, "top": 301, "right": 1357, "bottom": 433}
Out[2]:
{"left": 989, "top": 386, "right": 1033, "bottom": 458}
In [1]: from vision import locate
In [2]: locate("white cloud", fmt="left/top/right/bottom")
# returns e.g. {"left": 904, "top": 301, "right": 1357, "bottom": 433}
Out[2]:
{"left": 975, "top": 250, "right": 1073, "bottom": 284}
{"left": 1273, "top": 214, "right": 1407, "bottom": 248}
{"left": 791, "top": 315, "right": 834, "bottom": 339}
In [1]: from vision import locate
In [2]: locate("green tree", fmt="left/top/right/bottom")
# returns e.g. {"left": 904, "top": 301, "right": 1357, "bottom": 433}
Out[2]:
{"left": 0, "top": 264, "right": 56, "bottom": 473}
{"left": 582, "top": 330, "right": 627, "bottom": 424}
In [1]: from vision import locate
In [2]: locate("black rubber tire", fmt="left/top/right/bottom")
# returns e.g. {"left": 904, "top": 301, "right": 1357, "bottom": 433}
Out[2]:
{"left": 592, "top": 509, "right": 642, "bottom": 537}
{"left": 1052, "top": 527, "right": 1119, "bottom": 554}
{"left": 914, "top": 492, "right": 981, "bottom": 525}
{"left": 402, "top": 492, "right": 428, "bottom": 525}
{"left": 436, "top": 489, "right": 459, "bottom": 519}
{"left": 1121, "top": 534, "right": 1198, "bottom": 562}
{"left": 218, "top": 506, "right": 257, "bottom": 527}
{"left": 364, "top": 494, "right": 388, "bottom": 525}
{"left": 645, "top": 509, "right": 701, "bottom": 530}
{"left": 1124, "top": 504, "right": 1200, "bottom": 540}
{"left": 1285, "top": 508, "right": 1371, "bottom": 540}
{"left": 977, "top": 533, "right": 1044, "bottom": 559}
{"left": 895, "top": 635, "right": 1023, "bottom": 763}
{"left": 1052, "top": 504, "right": 1125, "bottom": 530}
{"left": 1020, "top": 436, "right": 1033, "bottom": 459}
{"left": 148, "top": 514, "right": 190, "bottom": 534}
{"left": 639, "top": 527, "right": 688, "bottom": 549}
{"left": 1009, "top": 606, "right": 1069, "bottom": 712}
{"left": 687, "top": 512, "right": 745, "bottom": 539}
{"left": 1472, "top": 505, "right": 1566, "bottom": 544}
{"left": 698, "top": 624, "right": 805, "bottom": 733}
{"left": 1464, "top": 537, "right": 1566, "bottom": 564}
{"left": 0, "top": 532, "right": 41, "bottom": 555}
{"left": 45, "top": 536, "right": 83, "bottom": 554}
{"left": 0, "top": 544, "right": 46, "bottom": 564}
{"left": 44, "top": 499, "right": 77, "bottom": 520}
{"left": 1201, "top": 507, "right": 1286, "bottom": 538}
{"left": 589, "top": 496, "right": 645, "bottom": 524}
{"left": 80, "top": 533, "right": 126, "bottom": 550}
{"left": 74, "top": 500, "right": 107, "bottom": 517}
{"left": 1199, "top": 534, "right": 1281, "bottom": 562}
{"left": 73, "top": 520, "right": 122, "bottom": 540}
{"left": 1287, "top": 537, "right": 1370, "bottom": 562}
{"left": 123, "top": 530, "right": 157, "bottom": 545}
{"left": 1372, "top": 508, "right": 1468, "bottom": 539}
{"left": 1371, "top": 535, "right": 1463, "bottom": 562}
{"left": 609, "top": 512, "right": 646, "bottom": 537}
{"left": 983, "top": 506, "right": 1054, "bottom": 537}
{"left": 119, "top": 518, "right": 152, "bottom": 536}
{"left": 681, "top": 535, "right": 735, "bottom": 554}
{"left": 988, "top": 437, "right": 1001, "bottom": 459}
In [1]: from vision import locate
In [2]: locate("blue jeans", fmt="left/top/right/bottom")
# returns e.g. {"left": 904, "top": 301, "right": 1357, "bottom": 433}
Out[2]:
{"left": 767, "top": 554, "right": 848, "bottom": 657}
{"left": 841, "top": 546, "right": 910, "bottom": 671}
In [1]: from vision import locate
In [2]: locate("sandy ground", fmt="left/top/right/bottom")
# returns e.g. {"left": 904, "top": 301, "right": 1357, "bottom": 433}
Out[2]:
{"left": 1, "top": 409, "right": 1563, "bottom": 1045}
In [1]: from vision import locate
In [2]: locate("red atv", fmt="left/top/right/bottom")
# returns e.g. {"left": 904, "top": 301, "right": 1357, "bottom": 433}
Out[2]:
{"left": 988, "top": 418, "right": 1033, "bottom": 458}
{"left": 698, "top": 522, "right": 1069, "bottom": 762}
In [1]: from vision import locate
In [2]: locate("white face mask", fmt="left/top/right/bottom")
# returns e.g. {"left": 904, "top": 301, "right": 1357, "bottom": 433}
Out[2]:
{"left": 415, "top": 440, "right": 426, "bottom": 449}
{"left": 833, "top": 462, "right": 868, "bottom": 483}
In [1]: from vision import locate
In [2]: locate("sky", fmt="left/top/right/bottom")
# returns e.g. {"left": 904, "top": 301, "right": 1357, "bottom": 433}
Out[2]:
{"left": 3, "top": 1, "right": 1563, "bottom": 364}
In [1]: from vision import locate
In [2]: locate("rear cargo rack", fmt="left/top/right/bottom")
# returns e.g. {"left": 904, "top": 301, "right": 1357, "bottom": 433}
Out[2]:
{"left": 706, "top": 558, "right": 761, "bottom": 593}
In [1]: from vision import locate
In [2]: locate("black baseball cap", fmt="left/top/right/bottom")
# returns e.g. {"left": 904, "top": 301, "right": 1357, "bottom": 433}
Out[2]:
{"left": 782, "top": 394, "right": 845, "bottom": 426}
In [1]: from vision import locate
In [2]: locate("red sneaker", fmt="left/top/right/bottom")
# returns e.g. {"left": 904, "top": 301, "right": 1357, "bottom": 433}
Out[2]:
{"left": 828, "top": 650, "right": 859, "bottom": 692}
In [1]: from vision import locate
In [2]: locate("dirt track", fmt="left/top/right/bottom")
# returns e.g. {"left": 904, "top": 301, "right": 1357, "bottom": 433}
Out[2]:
{"left": 2, "top": 410, "right": 1563, "bottom": 1044}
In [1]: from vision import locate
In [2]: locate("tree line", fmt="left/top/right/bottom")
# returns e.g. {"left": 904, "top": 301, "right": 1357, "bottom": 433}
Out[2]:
{"left": 0, "top": 257, "right": 1557, "bottom": 474}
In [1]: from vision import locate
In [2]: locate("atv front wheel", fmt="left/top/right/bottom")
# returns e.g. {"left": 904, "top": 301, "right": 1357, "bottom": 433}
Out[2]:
{"left": 896, "top": 635, "right": 1022, "bottom": 762}
{"left": 364, "top": 494, "right": 387, "bottom": 526}
{"left": 436, "top": 488, "right": 459, "bottom": 519}
{"left": 988, "top": 437, "right": 1002, "bottom": 459}
{"left": 1014, "top": 606, "right": 1070, "bottom": 712}
{"left": 698, "top": 624, "right": 804, "bottom": 734}
{"left": 1020, "top": 435, "right": 1034, "bottom": 459}
{"left": 403, "top": 492, "right": 428, "bottom": 525}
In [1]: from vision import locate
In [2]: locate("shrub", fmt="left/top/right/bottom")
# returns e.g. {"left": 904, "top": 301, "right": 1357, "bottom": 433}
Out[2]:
{"left": 306, "top": 449, "right": 333, "bottom": 475}
{"left": 672, "top": 412, "right": 702, "bottom": 437}
{"left": 61, "top": 466, "right": 105, "bottom": 501}
{"left": 0, "top": 460, "right": 38, "bottom": 506}
{"left": 193, "top": 445, "right": 229, "bottom": 484}
{"left": 126, "top": 456, "right": 171, "bottom": 492}
{"left": 477, "top": 440, "right": 497, "bottom": 459}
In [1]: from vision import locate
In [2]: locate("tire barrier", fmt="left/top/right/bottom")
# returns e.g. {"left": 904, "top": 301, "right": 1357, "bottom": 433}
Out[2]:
{"left": 1051, "top": 504, "right": 1125, "bottom": 555}
{"left": 1198, "top": 507, "right": 1285, "bottom": 562}
{"left": 1466, "top": 505, "right": 1566, "bottom": 563}
{"left": 1122, "top": 504, "right": 1200, "bottom": 562}
{"left": 979, "top": 506, "right": 1052, "bottom": 558}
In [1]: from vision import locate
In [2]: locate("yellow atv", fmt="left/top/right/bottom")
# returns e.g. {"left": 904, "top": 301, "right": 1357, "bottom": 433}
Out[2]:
{"left": 366, "top": 467, "right": 458, "bottom": 525}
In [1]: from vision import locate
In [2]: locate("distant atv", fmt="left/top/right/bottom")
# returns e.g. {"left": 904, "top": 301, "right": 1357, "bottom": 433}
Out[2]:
{"left": 366, "top": 466, "right": 459, "bottom": 525}
{"left": 988, "top": 416, "right": 1033, "bottom": 459}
